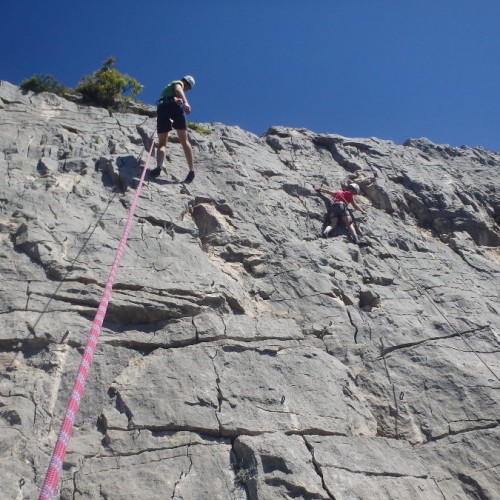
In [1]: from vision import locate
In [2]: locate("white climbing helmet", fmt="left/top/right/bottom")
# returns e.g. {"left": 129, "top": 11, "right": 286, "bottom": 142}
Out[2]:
{"left": 183, "top": 75, "right": 195, "bottom": 89}
{"left": 347, "top": 183, "right": 360, "bottom": 194}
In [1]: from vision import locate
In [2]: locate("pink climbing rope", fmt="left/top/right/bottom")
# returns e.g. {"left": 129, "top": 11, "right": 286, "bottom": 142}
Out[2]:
{"left": 39, "top": 136, "right": 156, "bottom": 500}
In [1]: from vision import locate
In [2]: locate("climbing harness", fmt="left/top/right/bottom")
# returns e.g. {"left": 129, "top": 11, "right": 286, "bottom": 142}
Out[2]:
{"left": 39, "top": 134, "right": 157, "bottom": 500}
{"left": 157, "top": 96, "right": 184, "bottom": 106}
{"left": 329, "top": 201, "right": 349, "bottom": 218}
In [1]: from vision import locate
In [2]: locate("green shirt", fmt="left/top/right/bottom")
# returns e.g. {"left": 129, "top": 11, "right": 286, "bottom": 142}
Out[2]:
{"left": 159, "top": 80, "right": 184, "bottom": 99}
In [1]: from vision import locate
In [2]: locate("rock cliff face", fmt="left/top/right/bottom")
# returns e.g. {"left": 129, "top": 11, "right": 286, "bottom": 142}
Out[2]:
{"left": 0, "top": 80, "right": 499, "bottom": 499}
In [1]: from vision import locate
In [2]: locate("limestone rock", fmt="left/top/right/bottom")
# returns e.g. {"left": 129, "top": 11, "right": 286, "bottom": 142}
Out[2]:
{"left": 1, "top": 80, "right": 499, "bottom": 499}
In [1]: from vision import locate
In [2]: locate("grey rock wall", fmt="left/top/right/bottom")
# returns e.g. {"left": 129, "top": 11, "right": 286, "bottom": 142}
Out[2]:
{"left": 0, "top": 80, "right": 499, "bottom": 499}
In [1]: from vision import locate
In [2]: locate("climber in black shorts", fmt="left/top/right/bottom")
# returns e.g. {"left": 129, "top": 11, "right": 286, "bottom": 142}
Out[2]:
{"left": 150, "top": 75, "right": 196, "bottom": 183}
{"left": 315, "top": 183, "right": 365, "bottom": 244}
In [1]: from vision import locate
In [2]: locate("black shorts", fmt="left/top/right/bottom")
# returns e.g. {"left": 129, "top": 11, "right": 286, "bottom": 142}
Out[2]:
{"left": 157, "top": 100, "right": 187, "bottom": 133}
{"left": 329, "top": 202, "right": 349, "bottom": 217}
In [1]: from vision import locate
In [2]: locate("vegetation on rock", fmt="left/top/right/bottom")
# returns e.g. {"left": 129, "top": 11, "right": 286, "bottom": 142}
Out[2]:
{"left": 20, "top": 56, "right": 142, "bottom": 110}
{"left": 188, "top": 122, "right": 211, "bottom": 135}
{"left": 20, "top": 73, "right": 67, "bottom": 96}
{"left": 76, "top": 56, "right": 142, "bottom": 108}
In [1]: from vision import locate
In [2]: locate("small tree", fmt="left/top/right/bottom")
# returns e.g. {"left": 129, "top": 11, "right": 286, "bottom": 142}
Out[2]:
{"left": 20, "top": 73, "right": 66, "bottom": 96}
{"left": 76, "top": 56, "right": 142, "bottom": 108}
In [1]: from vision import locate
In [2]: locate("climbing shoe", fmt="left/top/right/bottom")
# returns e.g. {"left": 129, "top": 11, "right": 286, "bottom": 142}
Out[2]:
{"left": 322, "top": 227, "right": 331, "bottom": 238}
{"left": 184, "top": 170, "right": 195, "bottom": 183}
{"left": 352, "top": 235, "right": 361, "bottom": 245}
{"left": 150, "top": 167, "right": 162, "bottom": 178}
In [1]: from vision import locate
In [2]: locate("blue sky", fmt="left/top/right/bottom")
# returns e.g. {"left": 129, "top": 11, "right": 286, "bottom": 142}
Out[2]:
{"left": 2, "top": 0, "right": 499, "bottom": 151}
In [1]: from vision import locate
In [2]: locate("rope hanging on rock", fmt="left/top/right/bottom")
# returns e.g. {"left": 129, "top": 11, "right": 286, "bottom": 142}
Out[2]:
{"left": 39, "top": 135, "right": 157, "bottom": 500}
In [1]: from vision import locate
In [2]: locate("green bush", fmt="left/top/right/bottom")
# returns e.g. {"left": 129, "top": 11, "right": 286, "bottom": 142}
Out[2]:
{"left": 20, "top": 73, "right": 66, "bottom": 96}
{"left": 188, "top": 122, "right": 211, "bottom": 135}
{"left": 76, "top": 56, "right": 142, "bottom": 108}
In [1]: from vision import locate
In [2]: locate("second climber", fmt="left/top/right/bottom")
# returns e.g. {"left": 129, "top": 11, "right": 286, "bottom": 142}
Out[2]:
{"left": 315, "top": 183, "right": 365, "bottom": 244}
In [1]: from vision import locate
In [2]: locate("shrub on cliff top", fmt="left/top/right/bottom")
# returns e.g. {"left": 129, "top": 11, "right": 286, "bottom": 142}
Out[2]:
{"left": 20, "top": 73, "right": 66, "bottom": 96}
{"left": 76, "top": 56, "right": 142, "bottom": 108}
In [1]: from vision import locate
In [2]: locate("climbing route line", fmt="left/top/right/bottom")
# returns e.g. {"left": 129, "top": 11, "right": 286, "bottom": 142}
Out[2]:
{"left": 39, "top": 134, "right": 156, "bottom": 500}
{"left": 374, "top": 232, "right": 500, "bottom": 383}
